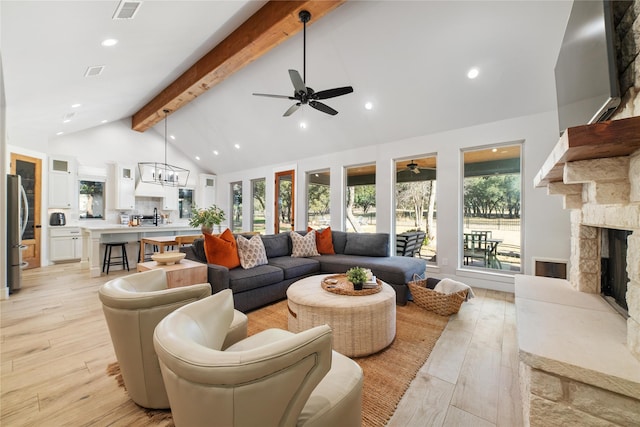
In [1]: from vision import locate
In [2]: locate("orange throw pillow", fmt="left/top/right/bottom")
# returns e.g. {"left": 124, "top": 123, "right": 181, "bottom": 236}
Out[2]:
{"left": 203, "top": 228, "right": 240, "bottom": 269}
{"left": 308, "top": 226, "right": 335, "bottom": 255}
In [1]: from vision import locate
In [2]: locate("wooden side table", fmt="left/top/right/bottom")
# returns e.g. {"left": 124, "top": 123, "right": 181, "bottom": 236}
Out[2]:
{"left": 137, "top": 259, "right": 207, "bottom": 289}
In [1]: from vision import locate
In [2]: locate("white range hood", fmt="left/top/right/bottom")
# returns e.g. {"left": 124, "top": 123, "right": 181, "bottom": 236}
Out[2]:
{"left": 134, "top": 181, "right": 165, "bottom": 198}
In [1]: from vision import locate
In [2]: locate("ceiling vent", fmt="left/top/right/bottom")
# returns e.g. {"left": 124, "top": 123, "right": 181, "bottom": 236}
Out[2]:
{"left": 84, "top": 65, "right": 105, "bottom": 77}
{"left": 113, "top": 1, "right": 142, "bottom": 20}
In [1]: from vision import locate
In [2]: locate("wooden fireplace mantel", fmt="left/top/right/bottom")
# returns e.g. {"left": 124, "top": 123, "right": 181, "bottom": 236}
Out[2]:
{"left": 534, "top": 115, "right": 640, "bottom": 187}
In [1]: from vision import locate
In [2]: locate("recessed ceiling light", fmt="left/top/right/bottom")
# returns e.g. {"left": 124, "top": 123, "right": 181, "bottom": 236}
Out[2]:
{"left": 492, "top": 148, "right": 498, "bottom": 152}
{"left": 195, "top": 156, "right": 200, "bottom": 161}
{"left": 101, "top": 38, "right": 118, "bottom": 47}
{"left": 63, "top": 119, "right": 71, "bottom": 123}
{"left": 101, "top": 119, "right": 108, "bottom": 124}
{"left": 299, "top": 122, "right": 307, "bottom": 129}
{"left": 213, "top": 150, "right": 219, "bottom": 155}
{"left": 364, "top": 102, "right": 373, "bottom": 110}
{"left": 56, "top": 131, "right": 64, "bottom": 136}
{"left": 170, "top": 135, "right": 176, "bottom": 140}
{"left": 234, "top": 144, "right": 240, "bottom": 149}
{"left": 467, "top": 67, "right": 479, "bottom": 79}
{"left": 71, "top": 103, "right": 82, "bottom": 108}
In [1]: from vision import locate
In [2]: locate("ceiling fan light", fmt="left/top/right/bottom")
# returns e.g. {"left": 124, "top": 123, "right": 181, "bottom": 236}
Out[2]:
{"left": 364, "top": 102, "right": 373, "bottom": 110}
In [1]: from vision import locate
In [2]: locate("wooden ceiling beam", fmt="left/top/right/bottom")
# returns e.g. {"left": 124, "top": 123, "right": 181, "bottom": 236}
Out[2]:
{"left": 132, "top": 0, "right": 345, "bottom": 132}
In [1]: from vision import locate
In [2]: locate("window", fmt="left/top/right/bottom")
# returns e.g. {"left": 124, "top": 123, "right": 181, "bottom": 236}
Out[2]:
{"left": 307, "top": 170, "right": 330, "bottom": 229}
{"left": 251, "top": 178, "right": 266, "bottom": 234}
{"left": 178, "top": 188, "right": 194, "bottom": 219}
{"left": 79, "top": 180, "right": 105, "bottom": 219}
{"left": 462, "top": 144, "right": 521, "bottom": 272}
{"left": 395, "top": 156, "right": 437, "bottom": 262}
{"left": 345, "top": 164, "right": 375, "bottom": 232}
{"left": 231, "top": 182, "right": 242, "bottom": 233}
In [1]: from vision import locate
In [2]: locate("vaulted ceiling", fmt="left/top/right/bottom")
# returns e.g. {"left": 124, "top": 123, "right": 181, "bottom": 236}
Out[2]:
{"left": 1, "top": 1, "right": 573, "bottom": 175}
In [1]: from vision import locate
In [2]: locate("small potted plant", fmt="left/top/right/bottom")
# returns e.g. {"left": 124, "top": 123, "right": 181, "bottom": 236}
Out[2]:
{"left": 346, "top": 266, "right": 368, "bottom": 291}
{"left": 189, "top": 204, "right": 226, "bottom": 234}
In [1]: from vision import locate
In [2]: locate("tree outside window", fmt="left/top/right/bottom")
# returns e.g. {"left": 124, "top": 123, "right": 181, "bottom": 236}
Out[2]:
{"left": 79, "top": 180, "right": 104, "bottom": 219}
{"left": 251, "top": 178, "right": 266, "bottom": 234}
{"left": 231, "top": 182, "right": 242, "bottom": 233}
{"left": 395, "top": 156, "right": 437, "bottom": 262}
{"left": 462, "top": 144, "right": 521, "bottom": 272}
{"left": 307, "top": 170, "right": 330, "bottom": 228}
{"left": 345, "top": 164, "right": 376, "bottom": 232}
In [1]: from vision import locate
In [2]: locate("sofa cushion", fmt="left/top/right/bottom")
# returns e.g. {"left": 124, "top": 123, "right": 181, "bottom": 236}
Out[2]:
{"left": 315, "top": 254, "right": 426, "bottom": 285}
{"left": 331, "top": 231, "right": 348, "bottom": 254}
{"left": 228, "top": 264, "right": 284, "bottom": 294}
{"left": 191, "top": 238, "right": 208, "bottom": 263}
{"left": 344, "top": 233, "right": 389, "bottom": 257}
{"left": 290, "top": 231, "right": 320, "bottom": 257}
{"left": 236, "top": 234, "right": 268, "bottom": 269}
{"left": 268, "top": 256, "right": 320, "bottom": 280}
{"left": 204, "top": 229, "right": 241, "bottom": 269}
{"left": 308, "top": 227, "right": 335, "bottom": 255}
{"left": 260, "top": 233, "right": 290, "bottom": 258}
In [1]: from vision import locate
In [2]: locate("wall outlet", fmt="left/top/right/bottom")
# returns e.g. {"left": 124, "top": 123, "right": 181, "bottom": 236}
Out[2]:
{"left": 441, "top": 258, "right": 448, "bottom": 266}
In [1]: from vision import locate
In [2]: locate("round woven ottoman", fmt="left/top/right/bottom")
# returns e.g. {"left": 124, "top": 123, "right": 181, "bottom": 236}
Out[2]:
{"left": 287, "top": 274, "right": 396, "bottom": 357}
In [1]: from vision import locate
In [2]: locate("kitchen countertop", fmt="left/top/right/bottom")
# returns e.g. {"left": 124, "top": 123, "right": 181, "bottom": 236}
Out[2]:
{"left": 79, "top": 223, "right": 198, "bottom": 233}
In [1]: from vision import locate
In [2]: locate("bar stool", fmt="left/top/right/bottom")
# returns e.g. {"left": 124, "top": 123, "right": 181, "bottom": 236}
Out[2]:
{"left": 103, "top": 242, "right": 130, "bottom": 274}
{"left": 138, "top": 241, "right": 158, "bottom": 262}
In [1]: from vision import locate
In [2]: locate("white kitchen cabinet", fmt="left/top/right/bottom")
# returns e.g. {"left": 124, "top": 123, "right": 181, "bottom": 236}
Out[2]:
{"left": 50, "top": 227, "right": 82, "bottom": 262}
{"left": 163, "top": 186, "right": 178, "bottom": 210}
{"left": 197, "top": 173, "right": 216, "bottom": 208}
{"left": 49, "top": 157, "right": 75, "bottom": 208}
{"left": 113, "top": 163, "right": 135, "bottom": 210}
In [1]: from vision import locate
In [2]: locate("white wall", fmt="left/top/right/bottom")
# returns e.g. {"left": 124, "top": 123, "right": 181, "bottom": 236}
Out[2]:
{"left": 216, "top": 110, "right": 571, "bottom": 292}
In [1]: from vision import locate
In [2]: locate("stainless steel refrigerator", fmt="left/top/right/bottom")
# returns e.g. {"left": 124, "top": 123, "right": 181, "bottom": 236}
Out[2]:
{"left": 7, "top": 174, "right": 28, "bottom": 292}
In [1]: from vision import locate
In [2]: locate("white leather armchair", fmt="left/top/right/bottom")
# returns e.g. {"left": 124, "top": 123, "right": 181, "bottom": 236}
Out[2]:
{"left": 99, "top": 269, "right": 248, "bottom": 409}
{"left": 153, "top": 289, "right": 364, "bottom": 427}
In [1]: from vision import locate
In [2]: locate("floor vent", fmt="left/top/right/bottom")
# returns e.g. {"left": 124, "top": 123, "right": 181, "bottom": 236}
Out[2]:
{"left": 113, "top": 1, "right": 142, "bottom": 20}
{"left": 85, "top": 65, "right": 105, "bottom": 77}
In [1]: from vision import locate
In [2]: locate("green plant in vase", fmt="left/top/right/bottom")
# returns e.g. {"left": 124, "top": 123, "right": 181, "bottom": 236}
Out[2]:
{"left": 189, "top": 204, "right": 226, "bottom": 234}
{"left": 346, "top": 266, "right": 368, "bottom": 291}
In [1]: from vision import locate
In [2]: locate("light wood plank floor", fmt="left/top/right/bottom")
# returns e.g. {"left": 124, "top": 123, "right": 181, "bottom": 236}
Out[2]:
{"left": 1, "top": 263, "right": 522, "bottom": 426}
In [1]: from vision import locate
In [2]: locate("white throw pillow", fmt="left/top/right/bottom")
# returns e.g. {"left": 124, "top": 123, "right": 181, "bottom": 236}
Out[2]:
{"left": 236, "top": 234, "right": 268, "bottom": 269}
{"left": 290, "top": 231, "right": 320, "bottom": 257}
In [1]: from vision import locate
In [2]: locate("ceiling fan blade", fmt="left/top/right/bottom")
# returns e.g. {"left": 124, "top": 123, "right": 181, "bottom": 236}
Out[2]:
{"left": 283, "top": 103, "right": 301, "bottom": 117}
{"left": 288, "top": 70, "right": 307, "bottom": 95}
{"left": 314, "top": 86, "right": 354, "bottom": 100}
{"left": 309, "top": 101, "right": 338, "bottom": 116}
{"left": 253, "top": 93, "right": 296, "bottom": 100}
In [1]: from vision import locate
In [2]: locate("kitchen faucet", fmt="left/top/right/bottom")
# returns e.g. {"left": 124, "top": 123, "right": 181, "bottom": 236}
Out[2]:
{"left": 153, "top": 207, "right": 158, "bottom": 226}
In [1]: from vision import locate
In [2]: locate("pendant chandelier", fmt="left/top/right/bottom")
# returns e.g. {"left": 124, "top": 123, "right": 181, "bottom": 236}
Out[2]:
{"left": 138, "top": 109, "right": 190, "bottom": 187}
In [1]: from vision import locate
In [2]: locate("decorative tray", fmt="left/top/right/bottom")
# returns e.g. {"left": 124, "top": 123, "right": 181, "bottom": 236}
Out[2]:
{"left": 321, "top": 274, "right": 382, "bottom": 296}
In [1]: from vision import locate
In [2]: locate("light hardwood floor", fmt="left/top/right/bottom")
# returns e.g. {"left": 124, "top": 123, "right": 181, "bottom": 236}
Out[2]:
{"left": 1, "top": 263, "right": 522, "bottom": 426}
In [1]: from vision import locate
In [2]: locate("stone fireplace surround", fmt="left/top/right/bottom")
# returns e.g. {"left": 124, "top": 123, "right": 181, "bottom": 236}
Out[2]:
{"left": 516, "top": 116, "right": 640, "bottom": 426}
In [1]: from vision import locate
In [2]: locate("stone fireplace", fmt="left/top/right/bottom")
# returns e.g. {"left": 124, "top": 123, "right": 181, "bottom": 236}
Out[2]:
{"left": 516, "top": 116, "right": 640, "bottom": 426}
{"left": 559, "top": 150, "right": 640, "bottom": 359}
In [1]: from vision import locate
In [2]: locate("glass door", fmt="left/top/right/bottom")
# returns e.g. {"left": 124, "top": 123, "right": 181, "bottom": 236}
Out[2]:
{"left": 11, "top": 153, "right": 42, "bottom": 269}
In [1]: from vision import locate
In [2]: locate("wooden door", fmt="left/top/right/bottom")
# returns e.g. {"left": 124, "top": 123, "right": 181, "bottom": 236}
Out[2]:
{"left": 274, "top": 170, "right": 294, "bottom": 233}
{"left": 10, "top": 153, "right": 42, "bottom": 269}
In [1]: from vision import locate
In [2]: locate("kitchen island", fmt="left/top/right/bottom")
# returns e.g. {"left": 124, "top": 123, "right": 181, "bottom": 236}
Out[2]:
{"left": 80, "top": 223, "right": 200, "bottom": 278}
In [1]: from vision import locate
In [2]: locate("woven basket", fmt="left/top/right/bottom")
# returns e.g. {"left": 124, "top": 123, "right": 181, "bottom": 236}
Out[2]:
{"left": 408, "top": 278, "right": 467, "bottom": 316}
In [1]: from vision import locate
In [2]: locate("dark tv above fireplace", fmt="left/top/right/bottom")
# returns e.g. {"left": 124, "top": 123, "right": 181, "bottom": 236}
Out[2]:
{"left": 554, "top": 0, "right": 620, "bottom": 135}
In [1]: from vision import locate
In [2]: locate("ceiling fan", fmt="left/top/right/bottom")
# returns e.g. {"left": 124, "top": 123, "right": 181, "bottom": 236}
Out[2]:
{"left": 252, "top": 10, "right": 354, "bottom": 117}
{"left": 403, "top": 160, "right": 436, "bottom": 175}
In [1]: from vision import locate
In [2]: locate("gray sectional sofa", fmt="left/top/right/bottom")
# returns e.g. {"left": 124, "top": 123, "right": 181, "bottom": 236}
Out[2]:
{"left": 181, "top": 230, "right": 427, "bottom": 312}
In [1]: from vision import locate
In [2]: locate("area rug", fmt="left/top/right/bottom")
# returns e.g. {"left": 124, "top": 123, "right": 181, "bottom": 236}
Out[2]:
{"left": 107, "top": 300, "right": 448, "bottom": 426}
